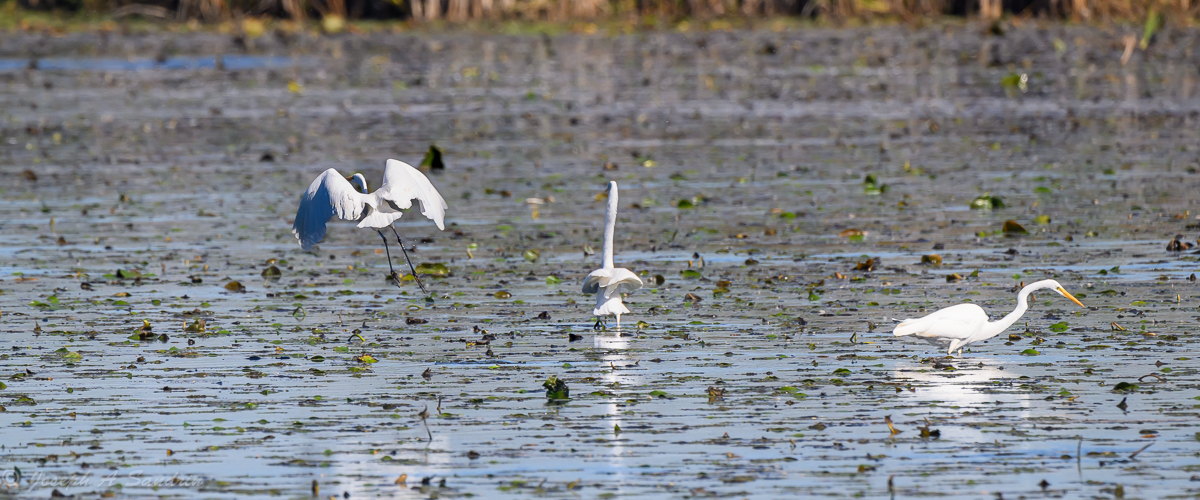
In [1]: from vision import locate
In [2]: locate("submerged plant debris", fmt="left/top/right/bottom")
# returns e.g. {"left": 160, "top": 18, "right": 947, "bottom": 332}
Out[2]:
{"left": 1, "top": 24, "right": 1199, "bottom": 500}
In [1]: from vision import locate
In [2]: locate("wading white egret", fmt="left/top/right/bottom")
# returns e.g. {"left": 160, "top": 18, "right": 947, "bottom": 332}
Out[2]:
{"left": 292, "top": 159, "right": 447, "bottom": 292}
{"left": 582, "top": 181, "right": 643, "bottom": 328}
{"left": 893, "top": 279, "right": 1085, "bottom": 356}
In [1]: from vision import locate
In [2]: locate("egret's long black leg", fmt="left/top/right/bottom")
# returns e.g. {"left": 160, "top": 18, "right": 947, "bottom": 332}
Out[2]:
{"left": 389, "top": 226, "right": 429, "bottom": 294}
{"left": 376, "top": 230, "right": 402, "bottom": 288}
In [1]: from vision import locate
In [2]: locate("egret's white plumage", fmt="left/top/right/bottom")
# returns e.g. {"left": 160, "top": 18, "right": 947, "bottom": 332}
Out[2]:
{"left": 893, "top": 279, "right": 1085, "bottom": 356}
{"left": 583, "top": 181, "right": 642, "bottom": 326}
{"left": 292, "top": 159, "right": 447, "bottom": 291}
{"left": 292, "top": 160, "right": 446, "bottom": 251}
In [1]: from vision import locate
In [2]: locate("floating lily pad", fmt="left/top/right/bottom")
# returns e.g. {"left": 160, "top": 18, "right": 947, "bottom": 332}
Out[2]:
{"left": 420, "top": 144, "right": 445, "bottom": 170}
{"left": 543, "top": 376, "right": 569, "bottom": 400}
{"left": 1113, "top": 381, "right": 1139, "bottom": 392}
{"left": 415, "top": 263, "right": 449, "bottom": 276}
{"left": 970, "top": 195, "right": 1005, "bottom": 210}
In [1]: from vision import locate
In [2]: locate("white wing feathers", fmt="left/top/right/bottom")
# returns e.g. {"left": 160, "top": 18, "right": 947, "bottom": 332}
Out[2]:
{"left": 292, "top": 160, "right": 448, "bottom": 251}
{"left": 366, "top": 159, "right": 448, "bottom": 230}
{"left": 292, "top": 168, "right": 374, "bottom": 251}
{"left": 582, "top": 268, "right": 643, "bottom": 297}
{"left": 892, "top": 304, "right": 987, "bottom": 340}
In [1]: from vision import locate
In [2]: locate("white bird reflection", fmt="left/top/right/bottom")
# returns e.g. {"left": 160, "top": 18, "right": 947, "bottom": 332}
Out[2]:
{"left": 593, "top": 329, "right": 634, "bottom": 350}
{"left": 892, "top": 359, "right": 1016, "bottom": 408}
{"left": 593, "top": 328, "right": 642, "bottom": 490}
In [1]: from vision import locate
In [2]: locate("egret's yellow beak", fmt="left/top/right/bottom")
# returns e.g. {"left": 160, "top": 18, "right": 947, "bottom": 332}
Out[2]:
{"left": 1058, "top": 287, "right": 1085, "bottom": 308}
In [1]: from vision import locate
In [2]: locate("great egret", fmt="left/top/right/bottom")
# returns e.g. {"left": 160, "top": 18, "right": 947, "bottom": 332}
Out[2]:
{"left": 292, "top": 159, "right": 447, "bottom": 293}
{"left": 892, "top": 279, "right": 1085, "bottom": 356}
{"left": 582, "top": 181, "right": 643, "bottom": 328}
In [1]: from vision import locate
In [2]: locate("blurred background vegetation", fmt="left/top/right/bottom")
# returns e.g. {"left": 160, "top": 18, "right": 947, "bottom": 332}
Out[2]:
{"left": 0, "top": 0, "right": 1193, "bottom": 30}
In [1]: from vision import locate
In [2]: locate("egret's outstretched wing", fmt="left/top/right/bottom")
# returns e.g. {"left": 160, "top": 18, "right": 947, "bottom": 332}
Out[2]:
{"left": 292, "top": 168, "right": 371, "bottom": 251}
{"left": 368, "top": 159, "right": 448, "bottom": 230}
{"left": 582, "top": 270, "right": 603, "bottom": 294}
{"left": 602, "top": 268, "right": 643, "bottom": 297}
{"left": 582, "top": 268, "right": 643, "bottom": 297}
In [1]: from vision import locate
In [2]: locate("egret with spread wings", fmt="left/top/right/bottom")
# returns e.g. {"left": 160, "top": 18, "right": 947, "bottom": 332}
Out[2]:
{"left": 292, "top": 159, "right": 447, "bottom": 293}
{"left": 893, "top": 279, "right": 1085, "bottom": 356}
{"left": 583, "top": 181, "right": 643, "bottom": 328}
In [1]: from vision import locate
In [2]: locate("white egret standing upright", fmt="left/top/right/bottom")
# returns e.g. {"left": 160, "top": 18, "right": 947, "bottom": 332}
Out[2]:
{"left": 582, "top": 181, "right": 643, "bottom": 328}
{"left": 292, "top": 159, "right": 447, "bottom": 293}
{"left": 892, "top": 279, "right": 1085, "bottom": 356}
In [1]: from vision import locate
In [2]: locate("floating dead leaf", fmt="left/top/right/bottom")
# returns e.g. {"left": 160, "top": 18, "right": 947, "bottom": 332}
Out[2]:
{"left": 523, "top": 249, "right": 539, "bottom": 262}
{"left": 395, "top": 474, "right": 407, "bottom": 486}
{"left": 885, "top": 415, "right": 901, "bottom": 435}
{"left": 946, "top": 273, "right": 963, "bottom": 282}
{"left": 838, "top": 229, "right": 866, "bottom": 238}
{"left": 494, "top": 290, "right": 512, "bottom": 299}
{"left": 706, "top": 386, "right": 725, "bottom": 402}
{"left": 918, "top": 418, "right": 940, "bottom": 438}
{"left": 684, "top": 293, "right": 702, "bottom": 304}
{"left": 1002, "top": 220, "right": 1029, "bottom": 234}
{"left": 261, "top": 265, "right": 282, "bottom": 279}
{"left": 224, "top": 281, "right": 246, "bottom": 292}
{"left": 855, "top": 258, "right": 876, "bottom": 272}
{"left": 921, "top": 254, "right": 942, "bottom": 266}
{"left": 185, "top": 318, "right": 206, "bottom": 333}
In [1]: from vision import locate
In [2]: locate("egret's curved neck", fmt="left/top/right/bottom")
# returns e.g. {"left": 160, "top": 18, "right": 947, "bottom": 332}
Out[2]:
{"left": 603, "top": 183, "right": 618, "bottom": 269}
{"left": 986, "top": 288, "right": 1032, "bottom": 336}
{"left": 351, "top": 173, "right": 369, "bottom": 194}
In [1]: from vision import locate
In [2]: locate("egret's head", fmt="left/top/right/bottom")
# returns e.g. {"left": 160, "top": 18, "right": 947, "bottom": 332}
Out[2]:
{"left": 345, "top": 173, "right": 369, "bottom": 194}
{"left": 1047, "top": 280, "right": 1085, "bottom": 308}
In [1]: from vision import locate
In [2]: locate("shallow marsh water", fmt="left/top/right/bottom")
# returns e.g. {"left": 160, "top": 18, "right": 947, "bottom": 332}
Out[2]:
{"left": 1, "top": 23, "right": 1200, "bottom": 499}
